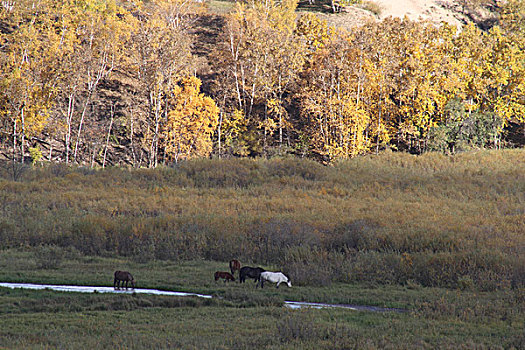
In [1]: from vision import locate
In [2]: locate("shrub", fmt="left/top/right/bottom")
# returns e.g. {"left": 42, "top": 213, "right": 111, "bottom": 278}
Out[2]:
{"left": 427, "top": 99, "right": 504, "bottom": 153}
{"left": 281, "top": 246, "right": 346, "bottom": 286}
{"left": 329, "top": 219, "right": 381, "bottom": 252}
{"left": 47, "top": 163, "right": 71, "bottom": 177}
{"left": 457, "top": 275, "right": 474, "bottom": 291}
{"left": 511, "top": 258, "right": 525, "bottom": 289}
{"left": 66, "top": 217, "right": 111, "bottom": 255}
{"left": 34, "top": 245, "right": 65, "bottom": 269}
{"left": 0, "top": 161, "right": 29, "bottom": 181}
{"left": 0, "top": 219, "right": 16, "bottom": 248}
{"left": 29, "top": 147, "right": 42, "bottom": 165}
{"left": 248, "top": 218, "right": 321, "bottom": 265}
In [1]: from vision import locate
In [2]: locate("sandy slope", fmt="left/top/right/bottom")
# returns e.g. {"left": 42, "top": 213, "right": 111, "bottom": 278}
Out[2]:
{"left": 374, "top": 0, "right": 463, "bottom": 26}
{"left": 319, "top": 0, "right": 467, "bottom": 30}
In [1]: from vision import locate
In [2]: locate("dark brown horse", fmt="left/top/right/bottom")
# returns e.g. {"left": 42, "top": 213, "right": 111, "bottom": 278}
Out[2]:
{"left": 114, "top": 270, "right": 135, "bottom": 289}
{"left": 214, "top": 271, "right": 235, "bottom": 282}
{"left": 229, "top": 259, "right": 241, "bottom": 276}
{"left": 239, "top": 266, "right": 265, "bottom": 284}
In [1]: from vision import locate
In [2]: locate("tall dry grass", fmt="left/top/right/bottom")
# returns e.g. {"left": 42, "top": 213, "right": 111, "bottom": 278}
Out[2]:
{"left": 0, "top": 149, "right": 523, "bottom": 290}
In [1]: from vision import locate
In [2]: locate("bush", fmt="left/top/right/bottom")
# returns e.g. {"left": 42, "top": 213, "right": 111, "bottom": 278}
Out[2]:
{"left": 34, "top": 245, "right": 65, "bottom": 269}
{"left": 0, "top": 161, "right": 29, "bottom": 181}
{"left": 248, "top": 218, "right": 321, "bottom": 265}
{"left": 0, "top": 219, "right": 16, "bottom": 248}
{"left": 427, "top": 99, "right": 504, "bottom": 153}
{"left": 281, "top": 246, "right": 346, "bottom": 286}
{"left": 329, "top": 219, "right": 381, "bottom": 252}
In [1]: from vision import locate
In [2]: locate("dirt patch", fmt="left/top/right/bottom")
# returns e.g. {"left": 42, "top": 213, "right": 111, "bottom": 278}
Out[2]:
{"left": 298, "top": 0, "right": 498, "bottom": 30}
{"left": 374, "top": 0, "right": 463, "bottom": 26}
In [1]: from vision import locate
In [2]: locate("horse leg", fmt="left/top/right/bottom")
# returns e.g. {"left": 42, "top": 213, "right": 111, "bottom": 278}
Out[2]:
{"left": 276, "top": 281, "right": 280, "bottom": 289}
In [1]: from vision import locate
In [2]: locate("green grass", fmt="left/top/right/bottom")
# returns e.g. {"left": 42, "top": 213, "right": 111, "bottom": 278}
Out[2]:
{"left": 0, "top": 251, "right": 523, "bottom": 349}
{"left": 1, "top": 302, "right": 520, "bottom": 349}
{"left": 0, "top": 249, "right": 453, "bottom": 307}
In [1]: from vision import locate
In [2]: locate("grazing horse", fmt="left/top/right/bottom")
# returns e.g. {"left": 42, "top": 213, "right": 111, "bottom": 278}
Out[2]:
{"left": 114, "top": 270, "right": 135, "bottom": 290}
{"left": 229, "top": 259, "right": 241, "bottom": 276}
{"left": 259, "top": 271, "right": 292, "bottom": 288}
{"left": 214, "top": 271, "right": 235, "bottom": 282}
{"left": 239, "top": 266, "right": 265, "bottom": 284}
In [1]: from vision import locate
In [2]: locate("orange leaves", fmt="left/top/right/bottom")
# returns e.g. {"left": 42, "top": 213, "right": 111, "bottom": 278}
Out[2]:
{"left": 163, "top": 77, "right": 220, "bottom": 162}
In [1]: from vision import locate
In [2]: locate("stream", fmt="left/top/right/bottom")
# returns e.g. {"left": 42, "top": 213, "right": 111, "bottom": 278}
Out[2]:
{"left": 0, "top": 282, "right": 407, "bottom": 313}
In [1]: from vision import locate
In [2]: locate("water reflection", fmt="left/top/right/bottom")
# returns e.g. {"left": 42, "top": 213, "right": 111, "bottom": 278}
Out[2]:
{"left": 0, "top": 282, "right": 406, "bottom": 312}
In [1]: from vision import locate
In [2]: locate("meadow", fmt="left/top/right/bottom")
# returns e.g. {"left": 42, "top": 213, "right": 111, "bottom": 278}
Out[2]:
{"left": 0, "top": 251, "right": 523, "bottom": 349}
{"left": 0, "top": 149, "right": 524, "bottom": 348}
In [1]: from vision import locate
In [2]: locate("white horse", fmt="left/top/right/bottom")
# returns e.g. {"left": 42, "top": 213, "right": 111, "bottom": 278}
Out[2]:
{"left": 258, "top": 271, "right": 292, "bottom": 288}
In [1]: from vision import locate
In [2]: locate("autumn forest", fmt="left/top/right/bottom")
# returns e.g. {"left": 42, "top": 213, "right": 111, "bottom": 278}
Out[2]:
{"left": 0, "top": 0, "right": 524, "bottom": 167}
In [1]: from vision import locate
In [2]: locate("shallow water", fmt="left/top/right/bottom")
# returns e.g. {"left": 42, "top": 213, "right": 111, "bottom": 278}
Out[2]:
{"left": 284, "top": 301, "right": 407, "bottom": 313}
{"left": 0, "top": 282, "right": 212, "bottom": 298}
{"left": 0, "top": 282, "right": 406, "bottom": 312}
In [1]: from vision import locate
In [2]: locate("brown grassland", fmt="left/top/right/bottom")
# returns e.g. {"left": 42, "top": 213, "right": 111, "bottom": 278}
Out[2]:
{"left": 0, "top": 149, "right": 523, "bottom": 348}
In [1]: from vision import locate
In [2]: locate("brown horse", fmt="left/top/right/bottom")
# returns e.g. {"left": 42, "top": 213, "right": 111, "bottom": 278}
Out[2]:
{"left": 114, "top": 270, "right": 135, "bottom": 289}
{"left": 214, "top": 271, "right": 235, "bottom": 282}
{"left": 229, "top": 259, "right": 241, "bottom": 276}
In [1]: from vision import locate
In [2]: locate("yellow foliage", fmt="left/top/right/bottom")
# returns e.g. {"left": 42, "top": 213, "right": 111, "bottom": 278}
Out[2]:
{"left": 163, "top": 77, "right": 220, "bottom": 162}
{"left": 296, "top": 13, "right": 333, "bottom": 55}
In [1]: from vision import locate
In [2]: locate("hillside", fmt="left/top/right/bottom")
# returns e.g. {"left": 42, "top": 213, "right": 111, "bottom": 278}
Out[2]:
{"left": 0, "top": 0, "right": 523, "bottom": 166}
